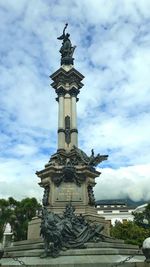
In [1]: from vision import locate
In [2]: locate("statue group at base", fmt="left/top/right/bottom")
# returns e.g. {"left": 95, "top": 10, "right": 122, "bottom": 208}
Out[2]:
{"left": 40, "top": 202, "right": 108, "bottom": 258}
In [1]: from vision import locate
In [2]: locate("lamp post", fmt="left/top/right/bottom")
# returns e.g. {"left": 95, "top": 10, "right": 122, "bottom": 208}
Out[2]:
{"left": 141, "top": 218, "right": 150, "bottom": 262}
{"left": 142, "top": 237, "right": 150, "bottom": 263}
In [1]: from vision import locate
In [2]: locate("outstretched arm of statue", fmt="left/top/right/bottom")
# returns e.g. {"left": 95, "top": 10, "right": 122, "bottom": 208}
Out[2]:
{"left": 57, "top": 23, "right": 68, "bottom": 40}
{"left": 63, "top": 23, "right": 68, "bottom": 35}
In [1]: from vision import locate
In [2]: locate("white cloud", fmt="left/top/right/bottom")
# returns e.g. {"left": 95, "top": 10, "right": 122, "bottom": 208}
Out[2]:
{"left": 0, "top": 156, "right": 45, "bottom": 200}
{"left": 95, "top": 164, "right": 150, "bottom": 201}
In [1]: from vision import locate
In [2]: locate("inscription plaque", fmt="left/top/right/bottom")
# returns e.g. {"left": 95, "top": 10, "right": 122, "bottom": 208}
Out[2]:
{"left": 55, "top": 182, "right": 83, "bottom": 202}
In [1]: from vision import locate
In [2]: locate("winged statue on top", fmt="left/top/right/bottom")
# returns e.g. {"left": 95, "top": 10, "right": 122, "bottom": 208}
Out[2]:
{"left": 57, "top": 23, "right": 76, "bottom": 65}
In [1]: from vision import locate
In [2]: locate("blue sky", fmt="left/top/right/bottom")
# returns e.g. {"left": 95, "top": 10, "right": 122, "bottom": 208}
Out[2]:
{"left": 0, "top": 0, "right": 150, "bottom": 202}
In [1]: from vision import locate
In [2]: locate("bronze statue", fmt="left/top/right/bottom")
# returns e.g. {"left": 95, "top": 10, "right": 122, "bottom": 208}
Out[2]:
{"left": 42, "top": 185, "right": 50, "bottom": 206}
{"left": 88, "top": 184, "right": 96, "bottom": 206}
{"left": 57, "top": 23, "right": 76, "bottom": 65}
{"left": 73, "top": 145, "right": 108, "bottom": 168}
{"left": 40, "top": 203, "right": 105, "bottom": 258}
{"left": 40, "top": 208, "right": 62, "bottom": 258}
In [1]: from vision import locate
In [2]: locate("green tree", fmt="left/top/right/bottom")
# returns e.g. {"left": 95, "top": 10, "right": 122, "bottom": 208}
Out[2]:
{"left": 111, "top": 203, "right": 150, "bottom": 246}
{"left": 0, "top": 197, "right": 41, "bottom": 241}
{"left": 111, "top": 220, "right": 150, "bottom": 246}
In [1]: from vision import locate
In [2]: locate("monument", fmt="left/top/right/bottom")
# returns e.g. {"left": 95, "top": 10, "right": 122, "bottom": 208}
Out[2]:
{"left": 2, "top": 24, "right": 144, "bottom": 266}
{"left": 28, "top": 23, "right": 109, "bottom": 240}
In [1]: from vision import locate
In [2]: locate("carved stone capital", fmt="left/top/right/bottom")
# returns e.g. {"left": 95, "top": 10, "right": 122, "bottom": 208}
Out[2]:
{"left": 56, "top": 86, "right": 66, "bottom": 97}
{"left": 70, "top": 87, "right": 79, "bottom": 97}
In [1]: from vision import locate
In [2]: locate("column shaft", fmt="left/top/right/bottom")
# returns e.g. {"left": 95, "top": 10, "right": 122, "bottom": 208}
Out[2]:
{"left": 71, "top": 96, "right": 77, "bottom": 128}
{"left": 71, "top": 96, "right": 78, "bottom": 147}
{"left": 64, "top": 94, "right": 71, "bottom": 151}
{"left": 58, "top": 95, "right": 65, "bottom": 149}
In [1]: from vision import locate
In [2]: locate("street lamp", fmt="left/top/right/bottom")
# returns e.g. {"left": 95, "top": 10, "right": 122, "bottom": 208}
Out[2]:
{"left": 142, "top": 237, "right": 150, "bottom": 263}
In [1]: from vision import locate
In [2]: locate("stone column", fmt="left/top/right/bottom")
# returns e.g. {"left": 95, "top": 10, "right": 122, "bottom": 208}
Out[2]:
{"left": 64, "top": 93, "right": 71, "bottom": 151}
{"left": 58, "top": 94, "right": 65, "bottom": 149}
{"left": 71, "top": 94, "right": 78, "bottom": 147}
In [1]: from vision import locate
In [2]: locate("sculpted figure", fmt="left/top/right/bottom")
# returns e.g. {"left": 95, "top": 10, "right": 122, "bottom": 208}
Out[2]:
{"left": 40, "top": 203, "right": 106, "bottom": 257}
{"left": 42, "top": 185, "right": 50, "bottom": 206}
{"left": 57, "top": 23, "right": 76, "bottom": 64}
{"left": 40, "top": 208, "right": 62, "bottom": 258}
{"left": 73, "top": 145, "right": 108, "bottom": 168}
{"left": 87, "top": 184, "right": 96, "bottom": 206}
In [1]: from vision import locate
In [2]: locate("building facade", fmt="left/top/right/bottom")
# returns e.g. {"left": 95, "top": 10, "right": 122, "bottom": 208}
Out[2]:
{"left": 96, "top": 200, "right": 135, "bottom": 225}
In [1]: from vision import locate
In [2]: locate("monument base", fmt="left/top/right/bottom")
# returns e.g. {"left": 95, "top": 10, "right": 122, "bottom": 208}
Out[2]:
{"left": 2, "top": 238, "right": 144, "bottom": 266}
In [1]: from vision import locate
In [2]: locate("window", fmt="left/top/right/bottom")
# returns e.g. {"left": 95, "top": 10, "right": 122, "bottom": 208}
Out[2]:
{"left": 104, "top": 210, "right": 112, "bottom": 213}
{"left": 120, "top": 210, "right": 128, "bottom": 213}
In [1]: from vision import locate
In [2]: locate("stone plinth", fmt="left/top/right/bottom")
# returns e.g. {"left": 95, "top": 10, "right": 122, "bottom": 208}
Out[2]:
{"left": 2, "top": 238, "right": 145, "bottom": 266}
{"left": 28, "top": 147, "right": 108, "bottom": 240}
{"left": 36, "top": 149, "right": 102, "bottom": 212}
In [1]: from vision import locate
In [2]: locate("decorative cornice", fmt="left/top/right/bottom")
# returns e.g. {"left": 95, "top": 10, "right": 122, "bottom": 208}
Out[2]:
{"left": 50, "top": 67, "right": 84, "bottom": 81}
{"left": 55, "top": 85, "right": 80, "bottom": 98}
{"left": 50, "top": 67, "right": 84, "bottom": 91}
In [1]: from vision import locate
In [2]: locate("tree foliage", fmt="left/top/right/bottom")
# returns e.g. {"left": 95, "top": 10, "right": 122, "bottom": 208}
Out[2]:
{"left": 110, "top": 203, "right": 150, "bottom": 246}
{"left": 0, "top": 197, "right": 41, "bottom": 241}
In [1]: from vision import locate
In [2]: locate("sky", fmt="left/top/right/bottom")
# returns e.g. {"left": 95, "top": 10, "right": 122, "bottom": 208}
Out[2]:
{"left": 0, "top": 0, "right": 150, "bottom": 202}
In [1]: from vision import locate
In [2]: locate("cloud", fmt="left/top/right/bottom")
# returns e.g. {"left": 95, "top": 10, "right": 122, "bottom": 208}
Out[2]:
{"left": 0, "top": 156, "right": 44, "bottom": 201}
{"left": 95, "top": 164, "right": 150, "bottom": 202}
{"left": 0, "top": 0, "right": 150, "bottom": 202}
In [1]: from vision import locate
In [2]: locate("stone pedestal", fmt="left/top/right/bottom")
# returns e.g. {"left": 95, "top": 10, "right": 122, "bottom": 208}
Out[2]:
{"left": 28, "top": 147, "right": 108, "bottom": 240}
{"left": 2, "top": 233, "right": 13, "bottom": 248}
{"left": 36, "top": 148, "right": 102, "bottom": 213}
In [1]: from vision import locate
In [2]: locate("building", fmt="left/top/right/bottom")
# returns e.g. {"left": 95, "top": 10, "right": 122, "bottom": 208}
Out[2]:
{"left": 96, "top": 200, "right": 135, "bottom": 225}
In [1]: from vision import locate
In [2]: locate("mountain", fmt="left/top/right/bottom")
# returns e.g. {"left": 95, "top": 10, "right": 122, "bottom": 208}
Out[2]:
{"left": 96, "top": 198, "right": 148, "bottom": 208}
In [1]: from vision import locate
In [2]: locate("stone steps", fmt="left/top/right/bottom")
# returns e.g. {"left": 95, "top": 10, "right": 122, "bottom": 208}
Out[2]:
{"left": 2, "top": 238, "right": 144, "bottom": 266}
{"left": 4, "top": 247, "right": 142, "bottom": 258}
{"left": 5, "top": 241, "right": 139, "bottom": 252}
{"left": 2, "top": 242, "right": 144, "bottom": 267}
{"left": 12, "top": 239, "right": 43, "bottom": 246}
{"left": 1, "top": 256, "right": 146, "bottom": 267}
{"left": 12, "top": 237, "right": 125, "bottom": 246}
{"left": 6, "top": 243, "right": 44, "bottom": 251}
{"left": 86, "top": 242, "right": 138, "bottom": 249}
{"left": 4, "top": 249, "right": 43, "bottom": 258}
